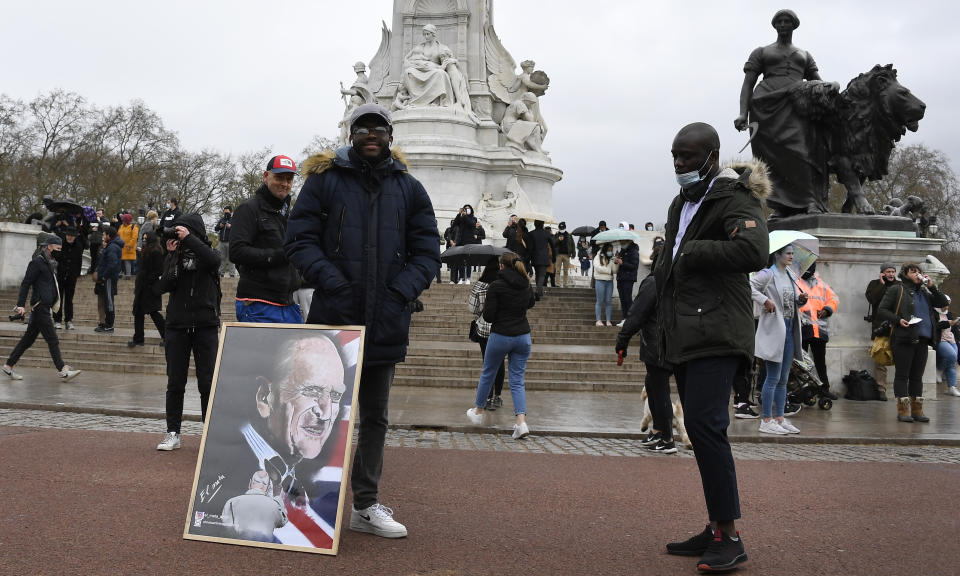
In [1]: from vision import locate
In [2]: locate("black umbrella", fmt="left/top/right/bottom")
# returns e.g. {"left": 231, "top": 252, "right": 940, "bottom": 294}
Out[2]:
{"left": 440, "top": 244, "right": 508, "bottom": 266}
{"left": 571, "top": 225, "right": 594, "bottom": 236}
{"left": 47, "top": 198, "right": 83, "bottom": 215}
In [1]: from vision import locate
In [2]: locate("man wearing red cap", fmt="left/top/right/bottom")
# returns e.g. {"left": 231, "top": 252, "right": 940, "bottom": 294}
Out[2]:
{"left": 229, "top": 155, "right": 303, "bottom": 323}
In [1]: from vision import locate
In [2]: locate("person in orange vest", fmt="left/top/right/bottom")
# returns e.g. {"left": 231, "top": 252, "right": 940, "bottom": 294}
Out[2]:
{"left": 797, "top": 262, "right": 839, "bottom": 400}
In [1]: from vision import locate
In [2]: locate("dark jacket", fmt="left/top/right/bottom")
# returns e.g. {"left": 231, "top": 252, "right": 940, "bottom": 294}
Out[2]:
{"left": 17, "top": 251, "right": 59, "bottom": 310}
{"left": 617, "top": 274, "right": 666, "bottom": 367}
{"left": 877, "top": 280, "right": 943, "bottom": 345}
{"left": 155, "top": 214, "right": 222, "bottom": 330}
{"left": 54, "top": 236, "right": 85, "bottom": 279}
{"left": 452, "top": 212, "right": 479, "bottom": 245}
{"left": 285, "top": 147, "right": 440, "bottom": 365}
{"left": 214, "top": 214, "right": 232, "bottom": 243}
{"left": 865, "top": 277, "right": 898, "bottom": 333}
{"left": 577, "top": 242, "right": 591, "bottom": 262}
{"left": 616, "top": 242, "right": 640, "bottom": 284}
{"left": 554, "top": 230, "right": 575, "bottom": 256}
{"left": 654, "top": 162, "right": 770, "bottom": 365}
{"left": 98, "top": 235, "right": 124, "bottom": 281}
{"left": 133, "top": 242, "right": 164, "bottom": 314}
{"left": 230, "top": 185, "right": 300, "bottom": 305}
{"left": 503, "top": 224, "right": 527, "bottom": 258}
{"left": 527, "top": 227, "right": 554, "bottom": 266}
{"left": 160, "top": 207, "right": 182, "bottom": 230}
{"left": 482, "top": 266, "right": 536, "bottom": 336}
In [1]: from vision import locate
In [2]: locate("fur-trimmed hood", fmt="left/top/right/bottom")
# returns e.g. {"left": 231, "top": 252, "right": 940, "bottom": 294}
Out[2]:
{"left": 718, "top": 160, "right": 771, "bottom": 201}
{"left": 301, "top": 146, "right": 409, "bottom": 176}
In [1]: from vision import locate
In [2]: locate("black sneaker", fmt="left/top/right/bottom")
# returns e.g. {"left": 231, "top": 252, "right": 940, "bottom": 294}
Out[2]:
{"left": 492, "top": 396, "right": 503, "bottom": 409}
{"left": 102, "top": 326, "right": 114, "bottom": 333}
{"left": 783, "top": 402, "right": 802, "bottom": 416}
{"left": 641, "top": 431, "right": 662, "bottom": 446}
{"left": 696, "top": 529, "right": 747, "bottom": 572}
{"left": 734, "top": 403, "right": 759, "bottom": 419}
{"left": 485, "top": 397, "right": 497, "bottom": 411}
{"left": 648, "top": 439, "right": 677, "bottom": 454}
{"left": 667, "top": 524, "right": 714, "bottom": 556}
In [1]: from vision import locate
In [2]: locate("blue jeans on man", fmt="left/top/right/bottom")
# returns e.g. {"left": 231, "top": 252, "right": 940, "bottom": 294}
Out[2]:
{"left": 474, "top": 332, "right": 531, "bottom": 415}
{"left": 235, "top": 300, "right": 303, "bottom": 324}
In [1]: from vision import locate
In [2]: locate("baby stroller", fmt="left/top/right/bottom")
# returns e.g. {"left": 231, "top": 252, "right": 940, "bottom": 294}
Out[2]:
{"left": 787, "top": 350, "right": 833, "bottom": 410}
{"left": 749, "top": 350, "right": 834, "bottom": 411}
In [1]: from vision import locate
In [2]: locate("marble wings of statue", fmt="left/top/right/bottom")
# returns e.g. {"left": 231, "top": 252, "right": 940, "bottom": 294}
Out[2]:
{"left": 365, "top": 21, "right": 392, "bottom": 97}
{"left": 484, "top": 25, "right": 549, "bottom": 104}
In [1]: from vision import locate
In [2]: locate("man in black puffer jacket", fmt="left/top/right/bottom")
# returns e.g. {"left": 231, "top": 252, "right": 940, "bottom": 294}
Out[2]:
{"left": 615, "top": 240, "right": 640, "bottom": 323}
{"left": 155, "top": 213, "right": 221, "bottom": 452}
{"left": 230, "top": 155, "right": 302, "bottom": 323}
{"left": 285, "top": 103, "right": 439, "bottom": 539}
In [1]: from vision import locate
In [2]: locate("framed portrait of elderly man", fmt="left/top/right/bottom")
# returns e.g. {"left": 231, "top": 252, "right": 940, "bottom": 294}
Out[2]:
{"left": 183, "top": 323, "right": 364, "bottom": 555}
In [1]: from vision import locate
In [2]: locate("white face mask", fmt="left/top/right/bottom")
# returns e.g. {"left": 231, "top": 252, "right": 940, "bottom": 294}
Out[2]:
{"left": 676, "top": 151, "right": 715, "bottom": 189}
{"left": 465, "top": 208, "right": 472, "bottom": 215}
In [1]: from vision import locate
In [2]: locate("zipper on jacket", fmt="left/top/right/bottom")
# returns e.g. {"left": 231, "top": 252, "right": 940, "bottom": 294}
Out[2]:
{"left": 336, "top": 206, "right": 346, "bottom": 254}
{"left": 396, "top": 209, "right": 401, "bottom": 230}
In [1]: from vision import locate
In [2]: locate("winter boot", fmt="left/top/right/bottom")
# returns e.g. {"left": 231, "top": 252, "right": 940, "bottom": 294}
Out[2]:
{"left": 897, "top": 397, "right": 914, "bottom": 422}
{"left": 910, "top": 397, "right": 930, "bottom": 423}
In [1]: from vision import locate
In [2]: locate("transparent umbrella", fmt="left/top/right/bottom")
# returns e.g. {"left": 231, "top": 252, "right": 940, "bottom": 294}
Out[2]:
{"left": 769, "top": 230, "right": 819, "bottom": 276}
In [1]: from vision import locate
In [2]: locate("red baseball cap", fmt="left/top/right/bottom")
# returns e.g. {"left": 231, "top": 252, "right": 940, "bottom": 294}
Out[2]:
{"left": 266, "top": 155, "right": 297, "bottom": 174}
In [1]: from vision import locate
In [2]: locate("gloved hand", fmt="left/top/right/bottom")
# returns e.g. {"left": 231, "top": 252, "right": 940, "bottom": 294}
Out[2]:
{"left": 615, "top": 335, "right": 629, "bottom": 358}
{"left": 820, "top": 306, "right": 833, "bottom": 319}
{"left": 408, "top": 298, "right": 424, "bottom": 313}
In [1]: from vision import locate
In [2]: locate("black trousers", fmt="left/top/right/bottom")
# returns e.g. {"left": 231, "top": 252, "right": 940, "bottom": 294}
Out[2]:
{"left": 479, "top": 337, "right": 506, "bottom": 398}
{"left": 617, "top": 281, "right": 635, "bottom": 320}
{"left": 352, "top": 363, "right": 396, "bottom": 510}
{"left": 891, "top": 339, "right": 928, "bottom": 398}
{"left": 133, "top": 311, "right": 166, "bottom": 343}
{"left": 732, "top": 360, "right": 755, "bottom": 405}
{"left": 644, "top": 363, "right": 674, "bottom": 441}
{"left": 53, "top": 274, "right": 77, "bottom": 324}
{"left": 6, "top": 307, "right": 64, "bottom": 371}
{"left": 533, "top": 264, "right": 547, "bottom": 298}
{"left": 801, "top": 337, "right": 829, "bottom": 388}
{"left": 89, "top": 244, "right": 101, "bottom": 275}
{"left": 164, "top": 326, "right": 218, "bottom": 433}
{"left": 675, "top": 356, "right": 741, "bottom": 523}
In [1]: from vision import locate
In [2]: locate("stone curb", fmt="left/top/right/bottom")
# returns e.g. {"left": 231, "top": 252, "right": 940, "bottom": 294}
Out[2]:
{"left": 3, "top": 400, "right": 958, "bottom": 447}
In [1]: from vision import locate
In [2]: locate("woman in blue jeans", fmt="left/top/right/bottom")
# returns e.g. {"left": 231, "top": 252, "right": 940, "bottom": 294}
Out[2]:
{"left": 935, "top": 297, "right": 960, "bottom": 397}
{"left": 750, "top": 245, "right": 807, "bottom": 435}
{"left": 466, "top": 251, "right": 537, "bottom": 439}
{"left": 592, "top": 243, "right": 619, "bottom": 326}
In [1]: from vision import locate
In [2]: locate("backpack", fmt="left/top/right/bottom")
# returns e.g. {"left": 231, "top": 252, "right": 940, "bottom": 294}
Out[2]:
{"left": 842, "top": 370, "right": 885, "bottom": 401}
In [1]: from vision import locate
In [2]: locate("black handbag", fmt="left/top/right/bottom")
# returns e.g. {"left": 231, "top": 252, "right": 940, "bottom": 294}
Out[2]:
{"left": 468, "top": 319, "right": 481, "bottom": 343}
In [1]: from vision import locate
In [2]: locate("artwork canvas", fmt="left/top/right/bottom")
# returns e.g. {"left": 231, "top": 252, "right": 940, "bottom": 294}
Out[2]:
{"left": 183, "top": 322, "right": 364, "bottom": 555}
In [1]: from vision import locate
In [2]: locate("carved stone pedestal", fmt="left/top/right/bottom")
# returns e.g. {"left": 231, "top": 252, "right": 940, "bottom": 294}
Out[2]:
{"left": 770, "top": 214, "right": 945, "bottom": 399}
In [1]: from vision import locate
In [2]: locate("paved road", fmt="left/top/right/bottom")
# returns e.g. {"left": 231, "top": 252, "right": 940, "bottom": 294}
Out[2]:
{"left": 3, "top": 408, "right": 960, "bottom": 465}
{"left": 1, "top": 416, "right": 957, "bottom": 576}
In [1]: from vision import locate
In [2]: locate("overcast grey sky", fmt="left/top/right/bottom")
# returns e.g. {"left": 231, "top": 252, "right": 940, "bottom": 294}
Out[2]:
{"left": 2, "top": 1, "right": 956, "bottom": 228}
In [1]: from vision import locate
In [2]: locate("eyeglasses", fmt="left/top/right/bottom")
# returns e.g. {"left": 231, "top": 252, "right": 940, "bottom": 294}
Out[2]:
{"left": 352, "top": 126, "right": 390, "bottom": 137}
{"left": 296, "top": 384, "right": 344, "bottom": 405}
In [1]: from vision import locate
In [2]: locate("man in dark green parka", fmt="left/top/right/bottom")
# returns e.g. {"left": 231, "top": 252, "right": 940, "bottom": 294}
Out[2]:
{"left": 655, "top": 123, "right": 769, "bottom": 572}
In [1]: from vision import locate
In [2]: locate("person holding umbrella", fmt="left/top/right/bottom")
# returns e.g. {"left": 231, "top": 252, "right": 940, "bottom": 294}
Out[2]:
{"left": 467, "top": 256, "right": 507, "bottom": 409}
{"left": 751, "top": 243, "right": 808, "bottom": 434}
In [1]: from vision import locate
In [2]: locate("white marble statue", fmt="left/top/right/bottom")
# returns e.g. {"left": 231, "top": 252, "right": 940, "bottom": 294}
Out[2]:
{"left": 501, "top": 92, "right": 545, "bottom": 154}
{"left": 393, "top": 24, "right": 474, "bottom": 117}
{"left": 484, "top": 25, "right": 551, "bottom": 147}
{"left": 337, "top": 22, "right": 391, "bottom": 145}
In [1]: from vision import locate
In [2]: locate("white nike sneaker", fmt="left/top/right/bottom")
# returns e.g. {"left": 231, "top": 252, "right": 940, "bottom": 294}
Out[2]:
{"left": 350, "top": 503, "right": 407, "bottom": 538}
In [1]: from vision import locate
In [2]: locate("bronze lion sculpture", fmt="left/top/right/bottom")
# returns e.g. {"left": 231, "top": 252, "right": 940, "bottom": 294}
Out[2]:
{"left": 831, "top": 64, "right": 926, "bottom": 214}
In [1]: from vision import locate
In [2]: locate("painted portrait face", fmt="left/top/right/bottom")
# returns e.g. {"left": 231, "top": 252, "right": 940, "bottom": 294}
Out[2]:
{"left": 258, "top": 337, "right": 346, "bottom": 460}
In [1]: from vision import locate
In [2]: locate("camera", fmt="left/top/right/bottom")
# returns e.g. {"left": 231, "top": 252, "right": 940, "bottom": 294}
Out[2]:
{"left": 871, "top": 320, "right": 892, "bottom": 338}
{"left": 161, "top": 227, "right": 180, "bottom": 240}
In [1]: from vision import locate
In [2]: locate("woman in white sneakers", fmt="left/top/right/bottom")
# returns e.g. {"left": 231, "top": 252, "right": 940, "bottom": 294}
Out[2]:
{"left": 751, "top": 244, "right": 807, "bottom": 434}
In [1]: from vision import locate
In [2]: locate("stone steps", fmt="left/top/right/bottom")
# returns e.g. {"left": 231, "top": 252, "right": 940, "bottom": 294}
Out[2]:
{"left": 0, "top": 274, "right": 640, "bottom": 391}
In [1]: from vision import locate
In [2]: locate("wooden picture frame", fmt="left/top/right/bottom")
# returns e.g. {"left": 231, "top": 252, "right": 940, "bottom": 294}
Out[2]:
{"left": 183, "top": 322, "right": 365, "bottom": 555}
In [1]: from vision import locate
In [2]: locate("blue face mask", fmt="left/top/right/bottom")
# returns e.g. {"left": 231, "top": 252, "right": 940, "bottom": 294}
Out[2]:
{"left": 676, "top": 151, "right": 715, "bottom": 190}
{"left": 605, "top": 251, "right": 613, "bottom": 257}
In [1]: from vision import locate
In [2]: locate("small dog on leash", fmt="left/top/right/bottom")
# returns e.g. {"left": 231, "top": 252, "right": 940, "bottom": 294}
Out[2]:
{"left": 640, "top": 386, "right": 692, "bottom": 449}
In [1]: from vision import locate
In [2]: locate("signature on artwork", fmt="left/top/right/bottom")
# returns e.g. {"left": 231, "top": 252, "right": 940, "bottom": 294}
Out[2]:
{"left": 198, "top": 473, "right": 227, "bottom": 503}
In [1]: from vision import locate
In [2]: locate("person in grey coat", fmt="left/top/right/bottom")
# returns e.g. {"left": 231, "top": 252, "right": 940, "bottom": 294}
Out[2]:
{"left": 750, "top": 244, "right": 807, "bottom": 435}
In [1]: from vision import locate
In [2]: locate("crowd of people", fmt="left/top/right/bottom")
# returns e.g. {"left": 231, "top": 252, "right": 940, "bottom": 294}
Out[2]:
{"left": 4, "top": 103, "right": 958, "bottom": 573}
